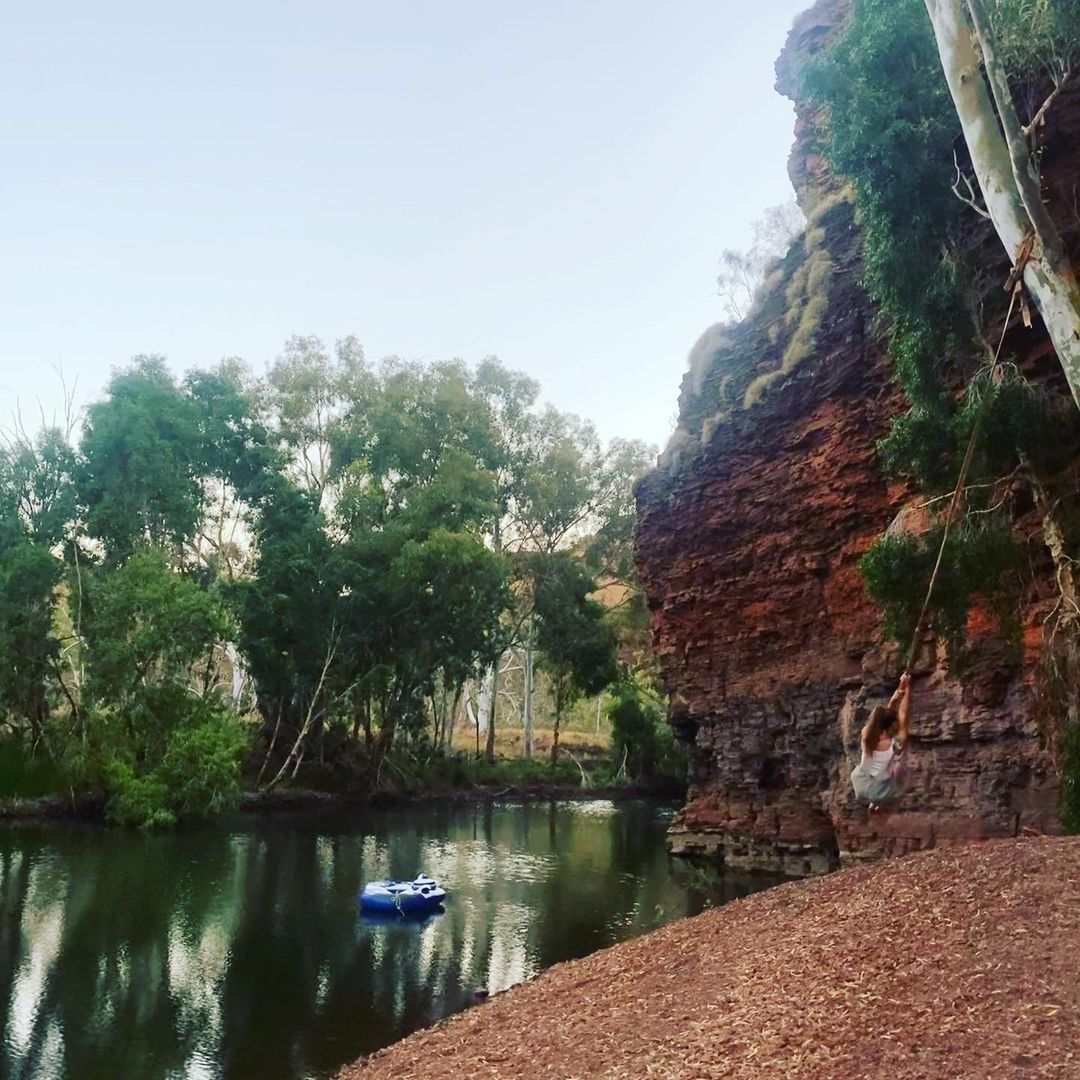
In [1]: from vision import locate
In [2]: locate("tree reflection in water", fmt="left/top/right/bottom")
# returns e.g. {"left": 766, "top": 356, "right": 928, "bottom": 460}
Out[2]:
{"left": 0, "top": 801, "right": 785, "bottom": 1079}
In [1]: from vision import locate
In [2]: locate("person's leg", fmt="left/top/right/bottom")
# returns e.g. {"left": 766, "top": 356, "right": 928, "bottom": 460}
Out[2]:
{"left": 851, "top": 765, "right": 870, "bottom": 804}
{"left": 866, "top": 776, "right": 898, "bottom": 813}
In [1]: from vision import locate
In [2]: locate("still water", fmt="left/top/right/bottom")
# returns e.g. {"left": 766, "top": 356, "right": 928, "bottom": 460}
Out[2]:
{"left": 0, "top": 799, "right": 785, "bottom": 1079}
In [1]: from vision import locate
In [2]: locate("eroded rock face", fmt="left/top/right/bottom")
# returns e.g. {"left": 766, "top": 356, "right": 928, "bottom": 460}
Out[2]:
{"left": 636, "top": 0, "right": 1066, "bottom": 875}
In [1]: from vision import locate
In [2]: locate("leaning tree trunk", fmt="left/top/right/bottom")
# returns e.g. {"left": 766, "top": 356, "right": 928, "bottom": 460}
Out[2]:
{"left": 925, "top": 0, "right": 1080, "bottom": 409}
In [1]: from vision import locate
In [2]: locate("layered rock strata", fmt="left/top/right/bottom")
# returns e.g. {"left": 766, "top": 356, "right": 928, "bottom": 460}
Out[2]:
{"left": 636, "top": 0, "right": 1070, "bottom": 874}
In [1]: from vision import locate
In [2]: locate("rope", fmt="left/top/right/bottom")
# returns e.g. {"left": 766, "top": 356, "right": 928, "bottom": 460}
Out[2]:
{"left": 902, "top": 273, "right": 1025, "bottom": 675}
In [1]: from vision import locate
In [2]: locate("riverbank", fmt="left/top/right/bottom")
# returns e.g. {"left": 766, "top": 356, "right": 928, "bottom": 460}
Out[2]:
{"left": 0, "top": 779, "right": 675, "bottom": 825}
{"left": 342, "top": 836, "right": 1080, "bottom": 1079}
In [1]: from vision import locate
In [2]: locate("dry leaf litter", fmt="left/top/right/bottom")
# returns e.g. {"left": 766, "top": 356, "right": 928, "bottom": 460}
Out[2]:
{"left": 340, "top": 836, "right": 1080, "bottom": 1080}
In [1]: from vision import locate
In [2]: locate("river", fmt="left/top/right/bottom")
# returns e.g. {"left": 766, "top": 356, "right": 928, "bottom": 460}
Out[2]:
{"left": 0, "top": 799, "right": 786, "bottom": 1079}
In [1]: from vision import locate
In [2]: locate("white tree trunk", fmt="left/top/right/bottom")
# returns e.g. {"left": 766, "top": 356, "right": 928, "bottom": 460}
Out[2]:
{"left": 924, "top": 0, "right": 1080, "bottom": 409}
{"left": 444, "top": 688, "right": 459, "bottom": 750}
{"left": 485, "top": 653, "right": 502, "bottom": 763}
{"left": 522, "top": 640, "right": 535, "bottom": 759}
{"left": 476, "top": 668, "right": 494, "bottom": 736}
{"left": 224, "top": 642, "right": 250, "bottom": 710}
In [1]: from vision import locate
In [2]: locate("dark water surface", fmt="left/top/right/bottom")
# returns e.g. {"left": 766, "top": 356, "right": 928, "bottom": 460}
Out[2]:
{"left": 0, "top": 800, "right": 786, "bottom": 1079}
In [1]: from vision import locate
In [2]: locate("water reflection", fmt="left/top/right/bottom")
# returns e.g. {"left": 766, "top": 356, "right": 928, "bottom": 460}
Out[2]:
{"left": 0, "top": 801, "right": 785, "bottom": 1079}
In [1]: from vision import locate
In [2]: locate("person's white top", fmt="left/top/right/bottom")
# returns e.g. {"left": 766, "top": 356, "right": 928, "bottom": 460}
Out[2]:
{"left": 860, "top": 745, "right": 894, "bottom": 777}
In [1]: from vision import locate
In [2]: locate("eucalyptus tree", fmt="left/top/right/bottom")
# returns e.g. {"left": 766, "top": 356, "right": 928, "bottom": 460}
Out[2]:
{"left": 184, "top": 358, "right": 280, "bottom": 579}
{"left": 70, "top": 547, "right": 244, "bottom": 826}
{"left": 528, "top": 553, "right": 618, "bottom": 766}
{"left": 503, "top": 425, "right": 654, "bottom": 759}
{"left": 923, "top": 0, "right": 1080, "bottom": 408}
{"left": 325, "top": 356, "right": 510, "bottom": 771}
{"left": 265, "top": 335, "right": 368, "bottom": 506}
{"left": 0, "top": 425, "right": 78, "bottom": 748}
{"left": 0, "top": 503, "right": 62, "bottom": 747}
{"left": 230, "top": 476, "right": 340, "bottom": 786}
{"left": 78, "top": 357, "right": 207, "bottom": 562}
{"left": 0, "top": 426, "right": 79, "bottom": 548}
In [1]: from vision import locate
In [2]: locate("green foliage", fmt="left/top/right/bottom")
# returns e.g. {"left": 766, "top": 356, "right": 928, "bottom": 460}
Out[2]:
{"left": 531, "top": 554, "right": 619, "bottom": 704}
{"left": 184, "top": 359, "right": 281, "bottom": 499}
{"left": 61, "top": 547, "right": 248, "bottom": 827}
{"left": 883, "top": 369, "right": 1072, "bottom": 494}
{"left": 79, "top": 357, "right": 207, "bottom": 559}
{"left": 801, "top": 0, "right": 993, "bottom": 490}
{"left": 0, "top": 739, "right": 63, "bottom": 798}
{"left": 331, "top": 356, "right": 503, "bottom": 528}
{"left": 515, "top": 408, "right": 606, "bottom": 552}
{"left": 80, "top": 548, "right": 233, "bottom": 712}
{"left": 383, "top": 528, "right": 510, "bottom": 682}
{"left": 0, "top": 539, "right": 62, "bottom": 734}
{"left": 159, "top": 712, "right": 250, "bottom": 818}
{"left": 105, "top": 761, "right": 176, "bottom": 829}
{"left": 98, "top": 700, "right": 248, "bottom": 828}
{"left": 1061, "top": 721, "right": 1080, "bottom": 833}
{"left": 953, "top": 371, "right": 1075, "bottom": 478}
{"left": 0, "top": 436, "right": 69, "bottom": 740}
{"left": 0, "top": 427, "right": 79, "bottom": 546}
{"left": 608, "top": 683, "right": 685, "bottom": 789}
{"left": 859, "top": 520, "right": 1023, "bottom": 655}
{"left": 229, "top": 481, "right": 339, "bottom": 741}
{"left": 987, "top": 0, "right": 1080, "bottom": 87}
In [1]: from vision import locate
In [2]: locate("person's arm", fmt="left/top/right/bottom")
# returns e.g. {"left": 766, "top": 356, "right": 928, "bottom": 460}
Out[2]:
{"left": 894, "top": 674, "right": 912, "bottom": 751}
{"left": 888, "top": 672, "right": 910, "bottom": 712}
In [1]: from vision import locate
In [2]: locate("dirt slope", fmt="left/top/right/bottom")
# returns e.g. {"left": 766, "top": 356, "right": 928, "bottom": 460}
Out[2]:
{"left": 341, "top": 837, "right": 1080, "bottom": 1079}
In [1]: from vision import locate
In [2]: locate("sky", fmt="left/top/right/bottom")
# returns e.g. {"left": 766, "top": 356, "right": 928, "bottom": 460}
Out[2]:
{"left": 1, "top": 0, "right": 808, "bottom": 450}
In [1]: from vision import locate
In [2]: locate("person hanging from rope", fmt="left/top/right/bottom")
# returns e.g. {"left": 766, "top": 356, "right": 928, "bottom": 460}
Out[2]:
{"left": 850, "top": 673, "right": 912, "bottom": 811}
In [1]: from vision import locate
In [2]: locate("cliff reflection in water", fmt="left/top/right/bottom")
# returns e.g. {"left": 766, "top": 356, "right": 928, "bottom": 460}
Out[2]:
{"left": 0, "top": 800, "right": 785, "bottom": 1080}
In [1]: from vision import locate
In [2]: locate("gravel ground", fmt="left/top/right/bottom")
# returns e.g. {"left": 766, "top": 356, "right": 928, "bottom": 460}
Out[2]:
{"left": 340, "top": 837, "right": 1080, "bottom": 1080}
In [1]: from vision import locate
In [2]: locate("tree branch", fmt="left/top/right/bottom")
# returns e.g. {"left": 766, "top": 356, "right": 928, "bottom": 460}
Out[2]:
{"left": 952, "top": 148, "right": 992, "bottom": 219}
{"left": 262, "top": 630, "right": 338, "bottom": 792}
{"left": 1023, "top": 71, "right": 1070, "bottom": 139}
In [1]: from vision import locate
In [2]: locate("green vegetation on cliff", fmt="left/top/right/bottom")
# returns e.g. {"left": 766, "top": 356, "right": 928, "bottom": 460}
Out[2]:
{"left": 802, "top": 0, "right": 1080, "bottom": 823}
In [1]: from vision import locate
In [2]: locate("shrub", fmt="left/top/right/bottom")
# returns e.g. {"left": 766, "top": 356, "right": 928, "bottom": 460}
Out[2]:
{"left": 159, "top": 712, "right": 249, "bottom": 818}
{"left": 104, "top": 760, "right": 175, "bottom": 829}
{"left": 94, "top": 696, "right": 249, "bottom": 828}
{"left": 608, "top": 684, "right": 686, "bottom": 789}
{"left": 0, "top": 739, "right": 64, "bottom": 799}
{"left": 859, "top": 520, "right": 1023, "bottom": 658}
{"left": 1061, "top": 723, "right": 1080, "bottom": 834}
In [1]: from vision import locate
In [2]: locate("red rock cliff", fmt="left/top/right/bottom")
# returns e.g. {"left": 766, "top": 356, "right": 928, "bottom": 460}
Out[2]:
{"left": 635, "top": 0, "right": 1073, "bottom": 874}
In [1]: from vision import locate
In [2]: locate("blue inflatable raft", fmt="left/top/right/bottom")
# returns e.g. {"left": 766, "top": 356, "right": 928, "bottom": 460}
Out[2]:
{"left": 359, "top": 874, "right": 447, "bottom": 915}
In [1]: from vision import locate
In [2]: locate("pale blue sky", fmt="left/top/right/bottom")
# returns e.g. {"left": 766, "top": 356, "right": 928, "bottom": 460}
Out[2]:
{"left": 1, "top": 1, "right": 808, "bottom": 448}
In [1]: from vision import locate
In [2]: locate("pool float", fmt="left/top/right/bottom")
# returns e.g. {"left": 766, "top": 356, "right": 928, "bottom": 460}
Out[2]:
{"left": 359, "top": 874, "right": 447, "bottom": 915}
